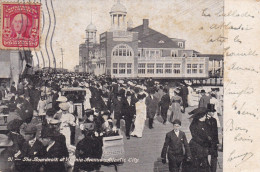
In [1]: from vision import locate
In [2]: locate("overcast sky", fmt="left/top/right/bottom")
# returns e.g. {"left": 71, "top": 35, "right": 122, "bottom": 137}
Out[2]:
{"left": 33, "top": 0, "right": 224, "bottom": 70}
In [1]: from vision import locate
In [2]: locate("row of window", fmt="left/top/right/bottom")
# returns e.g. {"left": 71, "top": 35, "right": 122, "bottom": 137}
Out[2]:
{"left": 112, "top": 45, "right": 133, "bottom": 57}
{"left": 112, "top": 63, "right": 205, "bottom": 75}
{"left": 113, "top": 69, "right": 132, "bottom": 74}
{"left": 138, "top": 69, "right": 181, "bottom": 74}
{"left": 138, "top": 63, "right": 181, "bottom": 69}
{"left": 113, "top": 63, "right": 132, "bottom": 68}
{"left": 113, "top": 63, "right": 132, "bottom": 74}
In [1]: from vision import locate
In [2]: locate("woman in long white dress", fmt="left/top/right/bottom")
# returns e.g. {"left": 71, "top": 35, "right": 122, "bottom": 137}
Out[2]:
{"left": 58, "top": 102, "right": 76, "bottom": 148}
{"left": 187, "top": 85, "right": 199, "bottom": 107}
{"left": 131, "top": 94, "right": 147, "bottom": 138}
{"left": 84, "top": 86, "right": 92, "bottom": 110}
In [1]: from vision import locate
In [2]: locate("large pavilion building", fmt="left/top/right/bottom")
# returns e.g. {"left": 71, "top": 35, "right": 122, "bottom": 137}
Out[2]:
{"left": 78, "top": 0, "right": 223, "bottom": 79}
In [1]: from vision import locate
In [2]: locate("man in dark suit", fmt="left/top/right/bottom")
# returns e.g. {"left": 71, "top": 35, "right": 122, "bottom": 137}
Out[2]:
{"left": 159, "top": 88, "right": 171, "bottom": 124}
{"left": 206, "top": 104, "right": 219, "bottom": 172}
{"left": 161, "top": 119, "right": 191, "bottom": 172}
{"left": 96, "top": 93, "right": 111, "bottom": 112}
{"left": 15, "top": 124, "right": 45, "bottom": 172}
{"left": 122, "top": 91, "right": 136, "bottom": 139}
{"left": 180, "top": 83, "right": 189, "bottom": 112}
{"left": 40, "top": 128, "right": 68, "bottom": 172}
{"left": 111, "top": 93, "right": 123, "bottom": 129}
{"left": 52, "top": 89, "right": 59, "bottom": 111}
{"left": 198, "top": 90, "right": 211, "bottom": 108}
{"left": 145, "top": 88, "right": 159, "bottom": 129}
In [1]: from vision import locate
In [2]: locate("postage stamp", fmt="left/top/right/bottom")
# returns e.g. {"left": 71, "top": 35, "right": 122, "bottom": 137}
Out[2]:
{"left": 0, "top": 2, "right": 41, "bottom": 49}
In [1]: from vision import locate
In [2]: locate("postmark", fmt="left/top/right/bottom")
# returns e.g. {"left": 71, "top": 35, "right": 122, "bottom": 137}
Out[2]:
{"left": 0, "top": 2, "right": 41, "bottom": 49}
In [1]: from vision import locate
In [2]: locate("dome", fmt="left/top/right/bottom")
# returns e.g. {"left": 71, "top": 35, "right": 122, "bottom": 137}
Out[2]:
{"left": 86, "top": 23, "right": 97, "bottom": 32}
{"left": 111, "top": 0, "right": 127, "bottom": 14}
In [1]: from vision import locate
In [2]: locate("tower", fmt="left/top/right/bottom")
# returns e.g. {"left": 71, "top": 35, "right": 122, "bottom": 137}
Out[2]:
{"left": 85, "top": 11, "right": 97, "bottom": 45}
{"left": 110, "top": 0, "right": 127, "bottom": 31}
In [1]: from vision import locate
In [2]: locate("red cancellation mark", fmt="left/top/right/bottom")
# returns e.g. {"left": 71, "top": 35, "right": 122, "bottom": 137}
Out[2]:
{"left": 0, "top": 3, "right": 41, "bottom": 49}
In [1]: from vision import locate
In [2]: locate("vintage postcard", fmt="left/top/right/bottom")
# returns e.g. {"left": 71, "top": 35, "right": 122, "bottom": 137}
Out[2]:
{"left": 0, "top": 0, "right": 259, "bottom": 172}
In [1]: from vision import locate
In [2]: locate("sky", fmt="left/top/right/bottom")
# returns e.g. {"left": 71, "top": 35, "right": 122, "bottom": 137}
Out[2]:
{"left": 31, "top": 0, "right": 224, "bottom": 70}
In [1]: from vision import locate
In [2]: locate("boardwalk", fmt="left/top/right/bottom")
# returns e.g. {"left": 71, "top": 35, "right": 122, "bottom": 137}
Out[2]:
{"left": 99, "top": 106, "right": 223, "bottom": 172}
{"left": 0, "top": 107, "right": 223, "bottom": 172}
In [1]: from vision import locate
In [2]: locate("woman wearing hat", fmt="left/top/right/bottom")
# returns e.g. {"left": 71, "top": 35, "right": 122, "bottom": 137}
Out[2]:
{"left": 168, "top": 89, "right": 183, "bottom": 123}
{"left": 187, "top": 108, "right": 211, "bottom": 172}
{"left": 74, "top": 123, "right": 102, "bottom": 172}
{"left": 58, "top": 102, "right": 76, "bottom": 148}
{"left": 7, "top": 119, "right": 25, "bottom": 151}
{"left": 131, "top": 93, "right": 147, "bottom": 138}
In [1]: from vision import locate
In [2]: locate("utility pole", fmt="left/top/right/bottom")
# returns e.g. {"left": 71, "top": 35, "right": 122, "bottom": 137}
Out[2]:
{"left": 60, "top": 48, "right": 64, "bottom": 70}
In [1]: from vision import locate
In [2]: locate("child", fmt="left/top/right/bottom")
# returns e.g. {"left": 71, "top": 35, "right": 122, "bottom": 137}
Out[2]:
{"left": 161, "top": 119, "right": 191, "bottom": 172}
{"left": 37, "top": 96, "right": 47, "bottom": 122}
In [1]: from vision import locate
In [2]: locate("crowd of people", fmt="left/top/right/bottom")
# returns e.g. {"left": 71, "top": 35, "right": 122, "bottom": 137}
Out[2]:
{"left": 0, "top": 72, "right": 223, "bottom": 172}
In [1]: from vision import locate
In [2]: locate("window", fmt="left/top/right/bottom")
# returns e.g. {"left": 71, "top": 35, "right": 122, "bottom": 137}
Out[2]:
{"left": 156, "top": 63, "right": 164, "bottom": 68}
{"left": 178, "top": 42, "right": 184, "bottom": 48}
{"left": 147, "top": 69, "right": 154, "bottom": 74}
{"left": 119, "top": 69, "right": 125, "bottom": 74}
{"left": 199, "top": 64, "right": 204, "bottom": 73}
{"left": 174, "top": 69, "right": 181, "bottom": 74}
{"left": 187, "top": 63, "right": 200, "bottom": 74}
{"left": 138, "top": 63, "right": 146, "bottom": 68}
{"left": 174, "top": 64, "right": 181, "bottom": 68}
{"left": 113, "top": 69, "right": 118, "bottom": 74}
{"left": 150, "top": 51, "right": 155, "bottom": 57}
{"left": 144, "top": 49, "right": 161, "bottom": 58}
{"left": 112, "top": 44, "right": 134, "bottom": 57}
{"left": 156, "top": 69, "right": 163, "bottom": 74}
{"left": 171, "top": 50, "right": 177, "bottom": 57}
{"left": 183, "top": 53, "right": 187, "bottom": 57}
{"left": 192, "top": 64, "right": 198, "bottom": 68}
{"left": 147, "top": 63, "right": 154, "bottom": 68}
{"left": 165, "top": 63, "right": 172, "bottom": 68}
{"left": 127, "top": 63, "right": 132, "bottom": 68}
{"left": 192, "top": 69, "right": 197, "bottom": 73}
{"left": 165, "top": 69, "right": 172, "bottom": 74}
{"left": 138, "top": 50, "right": 141, "bottom": 57}
{"left": 145, "top": 50, "right": 149, "bottom": 57}
{"left": 138, "top": 69, "right": 145, "bottom": 74}
{"left": 173, "top": 63, "right": 181, "bottom": 74}
{"left": 127, "top": 69, "right": 132, "bottom": 74}
{"left": 159, "top": 40, "right": 165, "bottom": 44}
{"left": 119, "top": 63, "right": 126, "bottom": 68}
{"left": 113, "top": 63, "right": 118, "bottom": 68}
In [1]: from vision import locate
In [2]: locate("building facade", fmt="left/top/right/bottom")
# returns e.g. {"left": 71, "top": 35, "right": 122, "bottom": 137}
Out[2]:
{"left": 79, "top": 0, "right": 223, "bottom": 79}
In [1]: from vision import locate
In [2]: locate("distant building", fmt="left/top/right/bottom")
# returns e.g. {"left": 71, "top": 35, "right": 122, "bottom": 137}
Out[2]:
{"left": 79, "top": 19, "right": 105, "bottom": 75}
{"left": 79, "top": 0, "right": 223, "bottom": 79}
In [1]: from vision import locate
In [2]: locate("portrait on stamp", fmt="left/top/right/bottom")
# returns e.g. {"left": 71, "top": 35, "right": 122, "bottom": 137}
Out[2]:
{"left": 0, "top": 3, "right": 41, "bottom": 49}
